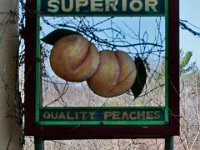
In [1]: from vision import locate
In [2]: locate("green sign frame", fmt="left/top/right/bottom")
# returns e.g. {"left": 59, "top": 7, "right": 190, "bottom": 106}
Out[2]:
{"left": 24, "top": 0, "right": 179, "bottom": 138}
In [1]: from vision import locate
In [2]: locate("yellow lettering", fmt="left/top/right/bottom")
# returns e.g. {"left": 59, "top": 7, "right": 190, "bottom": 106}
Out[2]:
{"left": 146, "top": 111, "right": 154, "bottom": 119}
{"left": 58, "top": 112, "right": 66, "bottom": 120}
{"left": 75, "top": 111, "right": 79, "bottom": 120}
{"left": 121, "top": 112, "right": 129, "bottom": 120}
{"left": 61, "top": 0, "right": 73, "bottom": 12}
{"left": 91, "top": 0, "right": 103, "bottom": 12}
{"left": 89, "top": 112, "right": 95, "bottom": 120}
{"left": 130, "top": 0, "right": 143, "bottom": 12}
{"left": 112, "top": 111, "right": 121, "bottom": 120}
{"left": 66, "top": 112, "right": 74, "bottom": 120}
{"left": 145, "top": 0, "right": 158, "bottom": 12}
{"left": 80, "top": 111, "right": 87, "bottom": 120}
{"left": 76, "top": 0, "right": 89, "bottom": 12}
{"left": 47, "top": 0, "right": 60, "bottom": 13}
{"left": 137, "top": 111, "right": 145, "bottom": 119}
{"left": 43, "top": 111, "right": 51, "bottom": 119}
{"left": 51, "top": 112, "right": 58, "bottom": 119}
{"left": 122, "top": 0, "right": 127, "bottom": 11}
{"left": 104, "top": 111, "right": 112, "bottom": 120}
{"left": 154, "top": 111, "right": 161, "bottom": 119}
{"left": 129, "top": 112, "right": 137, "bottom": 120}
{"left": 105, "top": 0, "right": 118, "bottom": 12}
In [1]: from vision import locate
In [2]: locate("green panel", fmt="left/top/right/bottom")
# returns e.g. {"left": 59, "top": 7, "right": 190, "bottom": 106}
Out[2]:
{"left": 39, "top": 107, "right": 165, "bottom": 125}
{"left": 40, "top": 0, "right": 165, "bottom": 16}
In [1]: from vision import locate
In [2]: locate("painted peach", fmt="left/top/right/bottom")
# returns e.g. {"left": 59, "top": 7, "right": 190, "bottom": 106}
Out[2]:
{"left": 50, "top": 34, "right": 100, "bottom": 82}
{"left": 87, "top": 50, "right": 137, "bottom": 97}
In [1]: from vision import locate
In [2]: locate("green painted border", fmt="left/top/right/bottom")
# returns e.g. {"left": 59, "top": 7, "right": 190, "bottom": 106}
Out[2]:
{"left": 35, "top": 0, "right": 41, "bottom": 123}
{"left": 41, "top": 106, "right": 164, "bottom": 110}
{"left": 40, "top": 13, "right": 165, "bottom": 17}
{"left": 164, "top": 0, "right": 169, "bottom": 123}
{"left": 40, "top": 120, "right": 165, "bottom": 126}
{"left": 35, "top": 0, "right": 169, "bottom": 126}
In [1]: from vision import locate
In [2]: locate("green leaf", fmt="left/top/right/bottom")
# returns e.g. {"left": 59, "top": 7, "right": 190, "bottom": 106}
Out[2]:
{"left": 180, "top": 51, "right": 192, "bottom": 68}
{"left": 41, "top": 29, "right": 81, "bottom": 45}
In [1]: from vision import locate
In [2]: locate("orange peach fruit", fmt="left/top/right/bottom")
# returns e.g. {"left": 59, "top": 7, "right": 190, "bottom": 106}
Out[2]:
{"left": 50, "top": 34, "right": 100, "bottom": 82}
{"left": 87, "top": 50, "right": 137, "bottom": 97}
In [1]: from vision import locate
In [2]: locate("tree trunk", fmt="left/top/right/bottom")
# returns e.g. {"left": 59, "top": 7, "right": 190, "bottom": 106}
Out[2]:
{"left": 0, "top": 0, "right": 22, "bottom": 149}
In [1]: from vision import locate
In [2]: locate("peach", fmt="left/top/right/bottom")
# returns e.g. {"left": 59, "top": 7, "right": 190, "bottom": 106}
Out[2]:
{"left": 87, "top": 50, "right": 137, "bottom": 97}
{"left": 50, "top": 34, "right": 100, "bottom": 82}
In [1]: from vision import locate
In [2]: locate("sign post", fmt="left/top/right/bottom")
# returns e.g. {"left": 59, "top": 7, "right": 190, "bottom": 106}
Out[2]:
{"left": 24, "top": 0, "right": 179, "bottom": 142}
{"left": 0, "top": 0, "right": 22, "bottom": 149}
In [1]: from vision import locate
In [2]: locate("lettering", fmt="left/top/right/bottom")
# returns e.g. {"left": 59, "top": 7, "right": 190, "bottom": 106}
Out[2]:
{"left": 122, "top": 0, "right": 127, "bottom": 11}
{"left": 43, "top": 111, "right": 51, "bottom": 119}
{"left": 79, "top": 111, "right": 87, "bottom": 120}
{"left": 43, "top": 0, "right": 161, "bottom": 14}
{"left": 102, "top": 110, "right": 162, "bottom": 120}
{"left": 146, "top": 111, "right": 155, "bottom": 119}
{"left": 43, "top": 111, "right": 95, "bottom": 121}
{"left": 145, "top": 0, "right": 158, "bottom": 12}
{"left": 91, "top": 0, "right": 103, "bottom": 12}
{"left": 154, "top": 111, "right": 161, "bottom": 119}
{"left": 66, "top": 112, "right": 74, "bottom": 120}
{"left": 58, "top": 112, "right": 66, "bottom": 119}
{"left": 42, "top": 110, "right": 162, "bottom": 121}
{"left": 121, "top": 111, "right": 129, "bottom": 120}
{"left": 104, "top": 111, "right": 112, "bottom": 120}
{"left": 61, "top": 0, "right": 73, "bottom": 12}
{"left": 137, "top": 111, "right": 146, "bottom": 119}
{"left": 47, "top": 0, "right": 60, "bottom": 13}
{"left": 130, "top": 0, "right": 143, "bottom": 12}
{"left": 105, "top": 0, "right": 118, "bottom": 12}
{"left": 89, "top": 111, "right": 95, "bottom": 120}
{"left": 112, "top": 111, "right": 121, "bottom": 120}
{"left": 129, "top": 112, "right": 137, "bottom": 120}
{"left": 76, "top": 0, "right": 89, "bottom": 12}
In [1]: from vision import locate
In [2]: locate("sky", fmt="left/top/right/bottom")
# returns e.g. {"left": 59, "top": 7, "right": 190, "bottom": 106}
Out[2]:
{"left": 180, "top": 0, "right": 200, "bottom": 67}
{"left": 41, "top": 0, "right": 200, "bottom": 67}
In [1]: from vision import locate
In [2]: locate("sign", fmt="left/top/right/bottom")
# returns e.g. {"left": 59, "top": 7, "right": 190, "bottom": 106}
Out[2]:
{"left": 41, "top": 0, "right": 165, "bottom": 15}
{"left": 24, "top": 0, "right": 179, "bottom": 138}
{"left": 40, "top": 107, "right": 165, "bottom": 123}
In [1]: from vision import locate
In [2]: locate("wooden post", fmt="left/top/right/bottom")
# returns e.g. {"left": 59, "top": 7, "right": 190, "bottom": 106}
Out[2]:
{"left": 35, "top": 137, "right": 45, "bottom": 150}
{"left": 165, "top": 137, "right": 174, "bottom": 150}
{"left": 0, "top": 0, "right": 22, "bottom": 149}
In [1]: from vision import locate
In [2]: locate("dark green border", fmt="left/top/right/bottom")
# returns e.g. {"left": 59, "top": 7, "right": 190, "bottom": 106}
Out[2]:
{"left": 35, "top": 0, "right": 41, "bottom": 123}
{"left": 35, "top": 0, "right": 169, "bottom": 126}
{"left": 164, "top": 0, "right": 169, "bottom": 123}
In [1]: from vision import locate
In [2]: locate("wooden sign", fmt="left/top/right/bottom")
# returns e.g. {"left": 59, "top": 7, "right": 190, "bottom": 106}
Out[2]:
{"left": 24, "top": 0, "right": 179, "bottom": 139}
